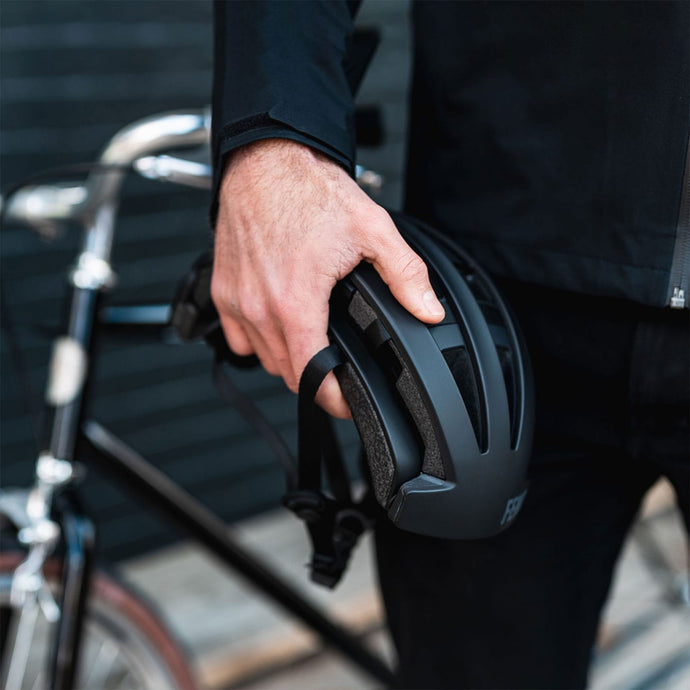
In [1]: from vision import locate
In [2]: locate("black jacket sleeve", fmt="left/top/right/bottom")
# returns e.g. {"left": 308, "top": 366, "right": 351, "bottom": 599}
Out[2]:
{"left": 211, "top": 0, "right": 360, "bottom": 214}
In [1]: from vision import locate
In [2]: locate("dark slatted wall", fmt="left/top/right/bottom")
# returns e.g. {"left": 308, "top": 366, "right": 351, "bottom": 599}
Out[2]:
{"left": 1, "top": 0, "right": 410, "bottom": 562}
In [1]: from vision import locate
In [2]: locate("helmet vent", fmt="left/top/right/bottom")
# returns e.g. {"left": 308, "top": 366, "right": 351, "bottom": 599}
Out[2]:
{"left": 487, "top": 321, "right": 519, "bottom": 447}
{"left": 442, "top": 255, "right": 520, "bottom": 451}
{"left": 395, "top": 364, "right": 444, "bottom": 479}
{"left": 496, "top": 344, "right": 519, "bottom": 448}
{"left": 442, "top": 346, "right": 487, "bottom": 451}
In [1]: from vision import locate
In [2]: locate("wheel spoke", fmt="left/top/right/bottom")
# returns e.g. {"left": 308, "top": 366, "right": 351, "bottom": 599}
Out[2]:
{"left": 1, "top": 558, "right": 193, "bottom": 689}
{"left": 81, "top": 636, "right": 119, "bottom": 689}
{"left": 31, "top": 667, "right": 46, "bottom": 690}
{"left": 3, "top": 599, "right": 40, "bottom": 690}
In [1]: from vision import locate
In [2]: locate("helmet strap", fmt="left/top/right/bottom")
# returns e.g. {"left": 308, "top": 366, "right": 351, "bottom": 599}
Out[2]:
{"left": 211, "top": 340, "right": 370, "bottom": 588}
{"left": 283, "top": 344, "right": 371, "bottom": 588}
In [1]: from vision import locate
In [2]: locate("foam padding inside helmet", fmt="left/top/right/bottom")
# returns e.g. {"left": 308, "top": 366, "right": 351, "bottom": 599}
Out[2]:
{"left": 336, "top": 363, "right": 397, "bottom": 505}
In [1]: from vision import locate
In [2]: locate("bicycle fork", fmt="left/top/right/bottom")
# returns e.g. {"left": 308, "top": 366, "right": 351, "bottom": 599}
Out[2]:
{"left": 0, "top": 487, "right": 96, "bottom": 690}
{"left": 3, "top": 223, "right": 111, "bottom": 689}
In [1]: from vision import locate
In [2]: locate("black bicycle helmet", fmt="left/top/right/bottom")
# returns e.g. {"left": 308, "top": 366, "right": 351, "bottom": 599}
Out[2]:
{"left": 172, "top": 211, "right": 534, "bottom": 584}
{"left": 310, "top": 212, "right": 534, "bottom": 540}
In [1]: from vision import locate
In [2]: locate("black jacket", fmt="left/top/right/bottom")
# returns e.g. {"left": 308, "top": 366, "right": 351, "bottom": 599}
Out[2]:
{"left": 212, "top": 0, "right": 689, "bottom": 308}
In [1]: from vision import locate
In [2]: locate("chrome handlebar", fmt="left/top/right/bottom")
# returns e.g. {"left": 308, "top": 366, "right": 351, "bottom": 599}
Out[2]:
{"left": 83, "top": 109, "right": 211, "bottom": 216}
{"left": 2, "top": 108, "right": 211, "bottom": 262}
{"left": 1, "top": 184, "right": 88, "bottom": 241}
{"left": 134, "top": 155, "right": 213, "bottom": 189}
{"left": 81, "top": 108, "right": 211, "bottom": 265}
{"left": 2, "top": 106, "right": 383, "bottom": 249}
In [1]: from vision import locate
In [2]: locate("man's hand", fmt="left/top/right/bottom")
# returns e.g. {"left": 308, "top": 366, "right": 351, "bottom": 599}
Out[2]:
{"left": 212, "top": 138, "right": 445, "bottom": 419}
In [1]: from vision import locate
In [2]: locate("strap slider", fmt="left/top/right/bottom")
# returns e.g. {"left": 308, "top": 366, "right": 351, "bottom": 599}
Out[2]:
{"left": 283, "top": 490, "right": 327, "bottom": 524}
{"left": 333, "top": 508, "right": 369, "bottom": 545}
{"left": 310, "top": 554, "right": 344, "bottom": 588}
{"left": 309, "top": 508, "right": 369, "bottom": 588}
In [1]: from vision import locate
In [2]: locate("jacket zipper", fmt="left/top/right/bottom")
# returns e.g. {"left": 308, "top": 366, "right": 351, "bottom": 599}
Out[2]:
{"left": 668, "top": 137, "right": 690, "bottom": 309}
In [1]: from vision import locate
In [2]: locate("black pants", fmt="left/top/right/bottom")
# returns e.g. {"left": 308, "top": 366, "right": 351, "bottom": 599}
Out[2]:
{"left": 375, "top": 284, "right": 689, "bottom": 689}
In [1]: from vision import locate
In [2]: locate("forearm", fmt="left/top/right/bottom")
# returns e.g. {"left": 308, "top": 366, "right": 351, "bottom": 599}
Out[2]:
{"left": 211, "top": 0, "right": 360, "bottom": 214}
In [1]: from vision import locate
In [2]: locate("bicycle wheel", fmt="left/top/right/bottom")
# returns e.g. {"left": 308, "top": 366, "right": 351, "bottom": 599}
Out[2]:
{"left": 0, "top": 552, "right": 197, "bottom": 689}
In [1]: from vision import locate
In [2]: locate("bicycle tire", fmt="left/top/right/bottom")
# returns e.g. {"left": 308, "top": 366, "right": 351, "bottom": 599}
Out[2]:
{"left": 0, "top": 552, "right": 197, "bottom": 690}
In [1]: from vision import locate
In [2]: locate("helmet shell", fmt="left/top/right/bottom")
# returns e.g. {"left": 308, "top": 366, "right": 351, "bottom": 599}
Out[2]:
{"left": 328, "top": 213, "right": 534, "bottom": 539}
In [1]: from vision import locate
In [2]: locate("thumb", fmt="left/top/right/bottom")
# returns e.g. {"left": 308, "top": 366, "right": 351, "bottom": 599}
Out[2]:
{"left": 368, "top": 221, "right": 445, "bottom": 324}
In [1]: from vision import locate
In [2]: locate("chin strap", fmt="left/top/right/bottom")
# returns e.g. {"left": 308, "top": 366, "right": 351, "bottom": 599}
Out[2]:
{"left": 283, "top": 344, "right": 370, "bottom": 588}
{"left": 211, "top": 342, "right": 371, "bottom": 588}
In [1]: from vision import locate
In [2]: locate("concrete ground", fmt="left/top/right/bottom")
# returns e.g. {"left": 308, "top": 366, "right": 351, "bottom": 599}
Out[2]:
{"left": 120, "top": 478, "right": 689, "bottom": 690}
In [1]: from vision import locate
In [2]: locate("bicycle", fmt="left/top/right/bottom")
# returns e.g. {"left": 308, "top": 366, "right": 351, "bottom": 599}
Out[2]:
{"left": 0, "top": 108, "right": 393, "bottom": 690}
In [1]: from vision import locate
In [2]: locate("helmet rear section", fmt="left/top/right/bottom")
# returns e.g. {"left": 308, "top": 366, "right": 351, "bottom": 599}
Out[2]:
{"left": 328, "top": 213, "right": 534, "bottom": 539}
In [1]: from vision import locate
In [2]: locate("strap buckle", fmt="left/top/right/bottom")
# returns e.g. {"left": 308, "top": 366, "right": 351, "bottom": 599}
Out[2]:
{"left": 283, "top": 490, "right": 369, "bottom": 588}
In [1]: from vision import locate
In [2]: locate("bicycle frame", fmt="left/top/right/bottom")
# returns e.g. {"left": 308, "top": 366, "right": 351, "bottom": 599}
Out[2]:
{"left": 1, "top": 109, "right": 394, "bottom": 689}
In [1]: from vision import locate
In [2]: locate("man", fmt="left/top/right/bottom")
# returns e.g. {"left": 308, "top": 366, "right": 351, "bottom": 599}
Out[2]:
{"left": 211, "top": 2, "right": 689, "bottom": 687}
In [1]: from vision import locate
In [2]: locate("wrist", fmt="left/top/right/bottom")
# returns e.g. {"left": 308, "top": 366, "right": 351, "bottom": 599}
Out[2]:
{"left": 222, "top": 137, "right": 349, "bottom": 186}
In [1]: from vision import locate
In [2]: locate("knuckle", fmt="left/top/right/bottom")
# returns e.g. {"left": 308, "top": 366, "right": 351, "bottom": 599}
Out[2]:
{"left": 212, "top": 278, "right": 247, "bottom": 319}
{"left": 237, "top": 292, "right": 267, "bottom": 325}
{"left": 273, "top": 292, "right": 320, "bottom": 334}
{"left": 396, "top": 251, "right": 427, "bottom": 283}
{"left": 210, "top": 276, "right": 231, "bottom": 312}
{"left": 366, "top": 204, "right": 392, "bottom": 228}
{"left": 361, "top": 206, "right": 393, "bottom": 242}
{"left": 271, "top": 294, "right": 294, "bottom": 323}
